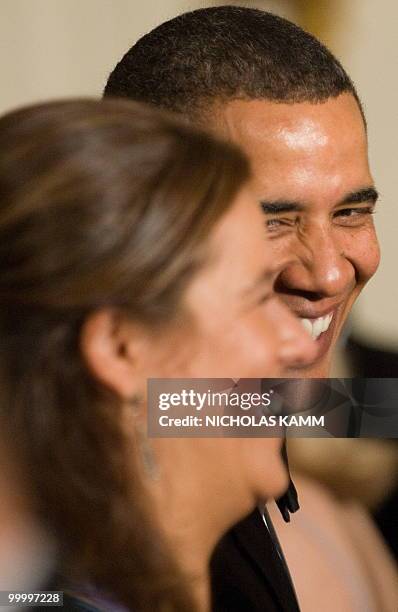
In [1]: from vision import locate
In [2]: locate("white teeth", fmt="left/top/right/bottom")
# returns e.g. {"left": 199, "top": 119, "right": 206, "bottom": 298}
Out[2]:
{"left": 313, "top": 318, "right": 323, "bottom": 339}
{"left": 300, "top": 318, "right": 313, "bottom": 336}
{"left": 300, "top": 313, "right": 333, "bottom": 340}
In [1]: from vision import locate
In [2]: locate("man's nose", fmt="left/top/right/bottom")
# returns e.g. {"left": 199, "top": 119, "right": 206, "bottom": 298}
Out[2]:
{"left": 268, "top": 299, "right": 318, "bottom": 369}
{"left": 276, "top": 229, "right": 354, "bottom": 298}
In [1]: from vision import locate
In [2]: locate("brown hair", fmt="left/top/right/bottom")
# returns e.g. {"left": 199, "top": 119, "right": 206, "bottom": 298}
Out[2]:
{"left": 0, "top": 99, "right": 249, "bottom": 610}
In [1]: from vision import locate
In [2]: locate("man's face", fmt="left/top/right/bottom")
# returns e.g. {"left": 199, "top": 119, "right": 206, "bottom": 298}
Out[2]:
{"left": 213, "top": 93, "right": 380, "bottom": 376}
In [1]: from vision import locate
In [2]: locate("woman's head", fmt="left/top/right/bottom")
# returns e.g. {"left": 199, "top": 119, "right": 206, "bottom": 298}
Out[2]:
{"left": 0, "top": 99, "right": 315, "bottom": 609}
{"left": 0, "top": 99, "right": 244, "bottom": 313}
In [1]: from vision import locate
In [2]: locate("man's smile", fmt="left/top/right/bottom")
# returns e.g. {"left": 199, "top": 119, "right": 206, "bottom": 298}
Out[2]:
{"left": 300, "top": 312, "right": 333, "bottom": 341}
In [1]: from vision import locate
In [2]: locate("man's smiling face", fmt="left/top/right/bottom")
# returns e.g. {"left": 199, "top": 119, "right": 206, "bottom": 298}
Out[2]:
{"left": 214, "top": 93, "right": 380, "bottom": 376}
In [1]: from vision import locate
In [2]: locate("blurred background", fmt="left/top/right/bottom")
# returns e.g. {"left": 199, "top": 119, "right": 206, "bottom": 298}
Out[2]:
{"left": 0, "top": 2, "right": 397, "bottom": 601}
{"left": 1, "top": 0, "right": 397, "bottom": 355}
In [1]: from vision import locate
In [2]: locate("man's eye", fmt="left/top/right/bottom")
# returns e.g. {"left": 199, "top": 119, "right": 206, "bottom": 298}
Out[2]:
{"left": 265, "top": 217, "right": 297, "bottom": 232}
{"left": 334, "top": 206, "right": 375, "bottom": 225}
{"left": 266, "top": 218, "right": 282, "bottom": 229}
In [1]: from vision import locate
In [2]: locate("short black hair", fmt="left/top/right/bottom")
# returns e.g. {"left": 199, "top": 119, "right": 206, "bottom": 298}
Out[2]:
{"left": 104, "top": 6, "right": 362, "bottom": 119}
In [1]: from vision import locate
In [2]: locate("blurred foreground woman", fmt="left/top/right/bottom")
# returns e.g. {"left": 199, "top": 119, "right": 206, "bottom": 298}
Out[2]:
{"left": 0, "top": 99, "right": 316, "bottom": 611}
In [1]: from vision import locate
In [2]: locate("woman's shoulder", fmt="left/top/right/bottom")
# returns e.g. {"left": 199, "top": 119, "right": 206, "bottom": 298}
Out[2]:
{"left": 61, "top": 591, "right": 129, "bottom": 612}
{"left": 35, "top": 591, "right": 127, "bottom": 612}
{"left": 62, "top": 593, "right": 102, "bottom": 611}
{"left": 35, "top": 593, "right": 103, "bottom": 612}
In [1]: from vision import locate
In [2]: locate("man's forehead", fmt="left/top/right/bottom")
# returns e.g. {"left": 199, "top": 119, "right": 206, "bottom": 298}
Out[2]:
{"left": 212, "top": 93, "right": 366, "bottom": 149}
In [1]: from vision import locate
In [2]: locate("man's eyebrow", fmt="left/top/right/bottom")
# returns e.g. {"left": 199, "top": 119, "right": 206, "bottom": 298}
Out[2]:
{"left": 260, "top": 187, "right": 379, "bottom": 214}
{"left": 339, "top": 187, "right": 379, "bottom": 205}
{"left": 260, "top": 200, "right": 305, "bottom": 214}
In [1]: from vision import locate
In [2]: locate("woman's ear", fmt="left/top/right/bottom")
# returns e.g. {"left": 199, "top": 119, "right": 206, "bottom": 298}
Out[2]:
{"left": 80, "top": 309, "right": 145, "bottom": 399}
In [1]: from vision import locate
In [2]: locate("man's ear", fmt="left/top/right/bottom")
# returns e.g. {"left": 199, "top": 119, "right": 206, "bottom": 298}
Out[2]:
{"left": 80, "top": 309, "right": 145, "bottom": 399}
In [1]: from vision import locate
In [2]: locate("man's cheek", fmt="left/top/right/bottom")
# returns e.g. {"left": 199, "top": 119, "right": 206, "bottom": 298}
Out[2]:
{"left": 360, "top": 229, "right": 380, "bottom": 282}
{"left": 348, "top": 228, "right": 380, "bottom": 285}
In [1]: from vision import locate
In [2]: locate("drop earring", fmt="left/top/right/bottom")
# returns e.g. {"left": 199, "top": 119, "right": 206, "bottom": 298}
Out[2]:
{"left": 127, "top": 394, "right": 160, "bottom": 481}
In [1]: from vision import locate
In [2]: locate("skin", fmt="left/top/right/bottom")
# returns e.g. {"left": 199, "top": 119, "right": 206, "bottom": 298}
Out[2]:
{"left": 210, "top": 93, "right": 380, "bottom": 377}
{"left": 81, "top": 186, "right": 317, "bottom": 610}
